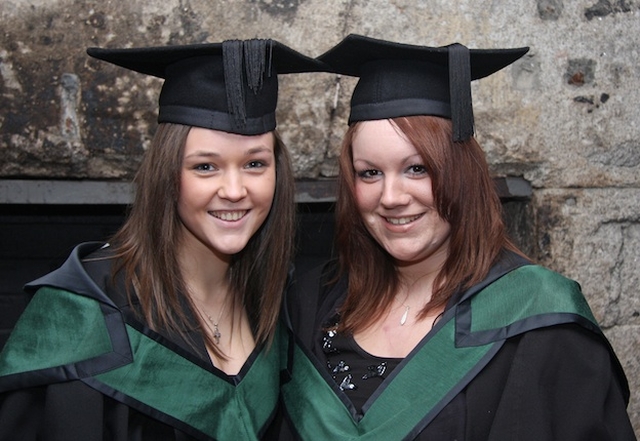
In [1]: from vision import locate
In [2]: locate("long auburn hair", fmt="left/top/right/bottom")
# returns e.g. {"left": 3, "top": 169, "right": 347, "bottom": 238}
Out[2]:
{"left": 335, "top": 115, "right": 524, "bottom": 333}
{"left": 109, "top": 122, "right": 295, "bottom": 355}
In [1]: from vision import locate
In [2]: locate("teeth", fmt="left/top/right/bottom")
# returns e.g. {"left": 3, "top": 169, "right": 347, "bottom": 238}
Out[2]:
{"left": 212, "top": 211, "right": 247, "bottom": 221}
{"left": 386, "top": 215, "right": 420, "bottom": 225}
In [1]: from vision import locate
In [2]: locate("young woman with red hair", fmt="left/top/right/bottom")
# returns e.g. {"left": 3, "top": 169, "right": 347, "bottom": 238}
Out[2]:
{"left": 280, "top": 34, "right": 634, "bottom": 440}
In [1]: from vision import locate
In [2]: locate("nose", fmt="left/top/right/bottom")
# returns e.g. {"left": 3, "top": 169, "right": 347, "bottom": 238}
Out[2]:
{"left": 218, "top": 170, "right": 247, "bottom": 201}
{"left": 380, "top": 175, "right": 411, "bottom": 208}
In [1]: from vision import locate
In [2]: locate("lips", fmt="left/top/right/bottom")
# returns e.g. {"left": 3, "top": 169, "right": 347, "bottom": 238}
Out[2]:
{"left": 209, "top": 210, "right": 248, "bottom": 221}
{"left": 385, "top": 213, "right": 422, "bottom": 225}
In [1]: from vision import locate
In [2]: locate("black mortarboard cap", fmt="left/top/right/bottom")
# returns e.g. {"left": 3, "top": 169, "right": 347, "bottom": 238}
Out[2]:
{"left": 87, "top": 39, "right": 324, "bottom": 135}
{"left": 317, "top": 34, "right": 529, "bottom": 142}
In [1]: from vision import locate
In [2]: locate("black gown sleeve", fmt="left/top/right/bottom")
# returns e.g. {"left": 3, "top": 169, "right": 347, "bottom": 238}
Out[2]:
{"left": 0, "top": 381, "right": 195, "bottom": 441}
{"left": 467, "top": 324, "right": 635, "bottom": 441}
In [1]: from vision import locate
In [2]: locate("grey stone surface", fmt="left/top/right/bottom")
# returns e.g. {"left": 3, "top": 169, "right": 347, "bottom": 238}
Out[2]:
{"left": 534, "top": 189, "right": 640, "bottom": 299}
{"left": 1, "top": 0, "right": 639, "bottom": 434}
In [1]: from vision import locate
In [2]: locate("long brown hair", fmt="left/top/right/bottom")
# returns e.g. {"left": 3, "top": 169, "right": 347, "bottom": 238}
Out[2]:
{"left": 110, "top": 122, "right": 294, "bottom": 355}
{"left": 335, "top": 115, "right": 524, "bottom": 333}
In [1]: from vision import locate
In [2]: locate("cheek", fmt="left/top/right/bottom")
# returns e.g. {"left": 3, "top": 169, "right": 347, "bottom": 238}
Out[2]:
{"left": 176, "top": 191, "right": 191, "bottom": 225}
{"left": 176, "top": 194, "right": 192, "bottom": 224}
{"left": 435, "top": 219, "right": 452, "bottom": 239}
{"left": 177, "top": 175, "right": 205, "bottom": 215}
{"left": 255, "top": 171, "right": 277, "bottom": 207}
{"left": 355, "top": 182, "right": 378, "bottom": 213}
{"left": 177, "top": 177, "right": 190, "bottom": 213}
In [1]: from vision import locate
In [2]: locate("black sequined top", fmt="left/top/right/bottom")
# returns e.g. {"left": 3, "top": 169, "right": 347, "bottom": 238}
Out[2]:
{"left": 322, "top": 316, "right": 402, "bottom": 415}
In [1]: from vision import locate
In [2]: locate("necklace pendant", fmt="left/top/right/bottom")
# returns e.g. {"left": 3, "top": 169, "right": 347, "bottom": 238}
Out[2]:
{"left": 400, "top": 305, "right": 410, "bottom": 326}
{"left": 213, "top": 324, "right": 221, "bottom": 345}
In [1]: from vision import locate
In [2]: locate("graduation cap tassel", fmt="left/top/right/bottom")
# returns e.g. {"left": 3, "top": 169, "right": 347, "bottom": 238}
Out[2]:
{"left": 448, "top": 43, "right": 474, "bottom": 142}
{"left": 243, "top": 39, "right": 270, "bottom": 94}
{"left": 267, "top": 39, "right": 274, "bottom": 79}
{"left": 222, "top": 40, "right": 247, "bottom": 128}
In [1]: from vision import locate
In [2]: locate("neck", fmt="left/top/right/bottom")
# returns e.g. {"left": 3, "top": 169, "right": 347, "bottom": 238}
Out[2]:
{"left": 177, "top": 237, "right": 231, "bottom": 304}
{"left": 395, "top": 248, "right": 448, "bottom": 305}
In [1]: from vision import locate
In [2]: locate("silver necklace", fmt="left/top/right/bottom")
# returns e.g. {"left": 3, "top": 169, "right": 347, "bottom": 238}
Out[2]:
{"left": 400, "top": 305, "right": 410, "bottom": 326}
{"left": 397, "top": 290, "right": 412, "bottom": 326}
{"left": 202, "top": 305, "right": 226, "bottom": 345}
{"left": 193, "top": 296, "right": 228, "bottom": 345}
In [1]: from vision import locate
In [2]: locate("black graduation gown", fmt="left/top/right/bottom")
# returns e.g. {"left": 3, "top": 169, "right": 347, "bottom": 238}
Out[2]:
{"left": 0, "top": 242, "right": 283, "bottom": 441}
{"left": 279, "top": 251, "right": 636, "bottom": 440}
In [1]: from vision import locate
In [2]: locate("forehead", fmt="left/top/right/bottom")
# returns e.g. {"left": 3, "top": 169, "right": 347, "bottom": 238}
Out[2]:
{"left": 351, "top": 120, "right": 418, "bottom": 160}
{"left": 184, "top": 127, "right": 275, "bottom": 155}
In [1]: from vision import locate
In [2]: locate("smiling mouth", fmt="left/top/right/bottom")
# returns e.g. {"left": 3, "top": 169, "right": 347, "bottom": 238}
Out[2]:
{"left": 210, "top": 210, "right": 248, "bottom": 221}
{"left": 385, "top": 214, "right": 422, "bottom": 225}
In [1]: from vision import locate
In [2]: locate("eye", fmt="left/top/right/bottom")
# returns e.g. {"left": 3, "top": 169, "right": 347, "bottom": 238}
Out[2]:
{"left": 193, "top": 163, "right": 216, "bottom": 172}
{"left": 246, "top": 160, "right": 266, "bottom": 169}
{"left": 407, "top": 164, "right": 427, "bottom": 176}
{"left": 356, "top": 169, "right": 381, "bottom": 179}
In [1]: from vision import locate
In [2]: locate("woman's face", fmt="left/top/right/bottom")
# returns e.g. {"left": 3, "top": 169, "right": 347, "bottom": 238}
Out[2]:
{"left": 178, "top": 127, "right": 276, "bottom": 257}
{"left": 351, "top": 119, "right": 451, "bottom": 267}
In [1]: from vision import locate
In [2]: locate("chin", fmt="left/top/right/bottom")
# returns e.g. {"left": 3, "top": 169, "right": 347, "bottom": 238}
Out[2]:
{"left": 387, "top": 247, "right": 430, "bottom": 263}
{"left": 214, "top": 243, "right": 250, "bottom": 256}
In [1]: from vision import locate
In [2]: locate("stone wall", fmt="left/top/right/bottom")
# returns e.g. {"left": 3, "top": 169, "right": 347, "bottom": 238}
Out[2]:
{"left": 1, "top": 0, "right": 639, "bottom": 433}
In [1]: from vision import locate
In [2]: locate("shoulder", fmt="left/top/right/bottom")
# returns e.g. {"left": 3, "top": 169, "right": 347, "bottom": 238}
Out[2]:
{"left": 466, "top": 323, "right": 634, "bottom": 440}
{"left": 513, "top": 325, "right": 631, "bottom": 410}
{"left": 524, "top": 324, "right": 630, "bottom": 406}
{"left": 484, "top": 264, "right": 593, "bottom": 321}
{"left": 25, "top": 242, "right": 131, "bottom": 309}
{"left": 477, "top": 322, "right": 628, "bottom": 401}
{"left": 456, "top": 264, "right": 601, "bottom": 348}
{"left": 506, "top": 323, "right": 622, "bottom": 376}
{"left": 457, "top": 263, "right": 631, "bottom": 406}
{"left": 25, "top": 242, "right": 111, "bottom": 295}
{"left": 0, "top": 287, "right": 132, "bottom": 391}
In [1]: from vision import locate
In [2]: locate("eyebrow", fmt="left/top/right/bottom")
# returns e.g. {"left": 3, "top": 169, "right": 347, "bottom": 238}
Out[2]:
{"left": 401, "top": 153, "right": 424, "bottom": 164}
{"left": 353, "top": 153, "right": 422, "bottom": 165}
{"left": 184, "top": 145, "right": 273, "bottom": 159}
{"left": 245, "top": 146, "right": 273, "bottom": 155}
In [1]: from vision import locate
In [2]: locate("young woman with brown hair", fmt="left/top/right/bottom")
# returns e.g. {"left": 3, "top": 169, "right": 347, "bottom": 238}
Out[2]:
{"left": 0, "top": 39, "right": 322, "bottom": 440}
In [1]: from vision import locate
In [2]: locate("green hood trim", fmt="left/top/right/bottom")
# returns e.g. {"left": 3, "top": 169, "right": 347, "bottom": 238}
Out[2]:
{"left": 283, "top": 317, "right": 498, "bottom": 440}
{"left": 0, "top": 287, "right": 130, "bottom": 380}
{"left": 0, "top": 286, "right": 282, "bottom": 440}
{"left": 93, "top": 324, "right": 282, "bottom": 440}
{"left": 456, "top": 265, "right": 598, "bottom": 347}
